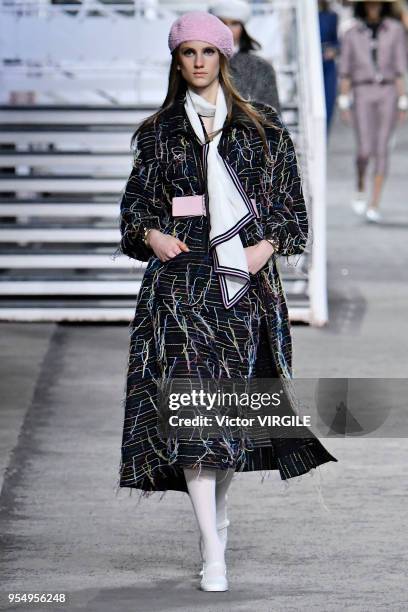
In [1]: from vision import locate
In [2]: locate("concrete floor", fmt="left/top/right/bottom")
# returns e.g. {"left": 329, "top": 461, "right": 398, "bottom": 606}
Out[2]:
{"left": 1, "top": 113, "right": 407, "bottom": 612}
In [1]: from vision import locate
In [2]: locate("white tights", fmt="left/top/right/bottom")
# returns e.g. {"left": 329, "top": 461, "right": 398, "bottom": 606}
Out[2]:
{"left": 183, "top": 466, "right": 235, "bottom": 564}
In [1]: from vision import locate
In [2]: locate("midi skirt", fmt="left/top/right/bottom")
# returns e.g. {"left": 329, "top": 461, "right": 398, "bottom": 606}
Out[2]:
{"left": 119, "top": 237, "right": 337, "bottom": 495}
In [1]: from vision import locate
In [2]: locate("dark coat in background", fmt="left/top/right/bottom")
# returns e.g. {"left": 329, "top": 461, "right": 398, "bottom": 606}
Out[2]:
{"left": 319, "top": 9, "right": 339, "bottom": 130}
{"left": 229, "top": 51, "right": 281, "bottom": 113}
{"left": 118, "top": 95, "right": 337, "bottom": 494}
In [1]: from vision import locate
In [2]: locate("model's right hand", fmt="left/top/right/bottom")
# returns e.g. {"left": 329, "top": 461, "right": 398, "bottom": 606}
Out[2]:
{"left": 398, "top": 110, "right": 407, "bottom": 123}
{"left": 147, "top": 229, "right": 190, "bottom": 262}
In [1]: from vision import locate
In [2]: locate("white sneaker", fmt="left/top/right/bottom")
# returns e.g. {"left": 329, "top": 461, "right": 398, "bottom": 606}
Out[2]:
{"left": 365, "top": 208, "right": 382, "bottom": 223}
{"left": 200, "top": 561, "right": 228, "bottom": 592}
{"left": 199, "top": 519, "right": 229, "bottom": 577}
{"left": 351, "top": 191, "right": 367, "bottom": 215}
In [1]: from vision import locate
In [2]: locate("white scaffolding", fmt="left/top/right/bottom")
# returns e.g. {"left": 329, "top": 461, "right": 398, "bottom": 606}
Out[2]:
{"left": 0, "top": 0, "right": 328, "bottom": 325}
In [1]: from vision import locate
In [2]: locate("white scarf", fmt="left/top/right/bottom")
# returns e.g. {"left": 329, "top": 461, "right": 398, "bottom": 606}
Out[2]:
{"left": 184, "top": 85, "right": 257, "bottom": 309}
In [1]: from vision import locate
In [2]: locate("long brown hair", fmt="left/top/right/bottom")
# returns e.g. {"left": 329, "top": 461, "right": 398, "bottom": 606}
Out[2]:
{"left": 131, "top": 49, "right": 280, "bottom": 154}
{"left": 238, "top": 24, "right": 261, "bottom": 52}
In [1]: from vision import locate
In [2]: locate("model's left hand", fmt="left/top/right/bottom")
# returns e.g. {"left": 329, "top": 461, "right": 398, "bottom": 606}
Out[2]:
{"left": 244, "top": 240, "right": 275, "bottom": 275}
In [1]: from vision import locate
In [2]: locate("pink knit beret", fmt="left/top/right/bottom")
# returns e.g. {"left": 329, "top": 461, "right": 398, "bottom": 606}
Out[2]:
{"left": 168, "top": 11, "right": 234, "bottom": 59}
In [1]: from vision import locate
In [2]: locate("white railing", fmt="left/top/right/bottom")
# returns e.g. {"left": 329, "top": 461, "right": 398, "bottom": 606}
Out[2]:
{"left": 0, "top": 2, "right": 297, "bottom": 104}
{"left": 0, "top": 0, "right": 328, "bottom": 325}
{"left": 296, "top": 0, "right": 328, "bottom": 326}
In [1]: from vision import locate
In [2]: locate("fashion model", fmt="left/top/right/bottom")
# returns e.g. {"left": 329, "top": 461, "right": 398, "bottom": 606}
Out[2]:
{"left": 319, "top": 0, "right": 340, "bottom": 131}
{"left": 338, "top": 0, "right": 408, "bottom": 222}
{"left": 210, "top": 0, "right": 281, "bottom": 112}
{"left": 118, "top": 11, "right": 338, "bottom": 592}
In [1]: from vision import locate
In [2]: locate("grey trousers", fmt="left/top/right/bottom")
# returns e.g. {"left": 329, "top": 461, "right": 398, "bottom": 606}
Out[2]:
{"left": 352, "top": 83, "right": 398, "bottom": 176}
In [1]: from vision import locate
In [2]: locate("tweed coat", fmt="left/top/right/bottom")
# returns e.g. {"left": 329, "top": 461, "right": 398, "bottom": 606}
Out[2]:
{"left": 120, "top": 95, "right": 306, "bottom": 378}
{"left": 117, "top": 93, "right": 337, "bottom": 494}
